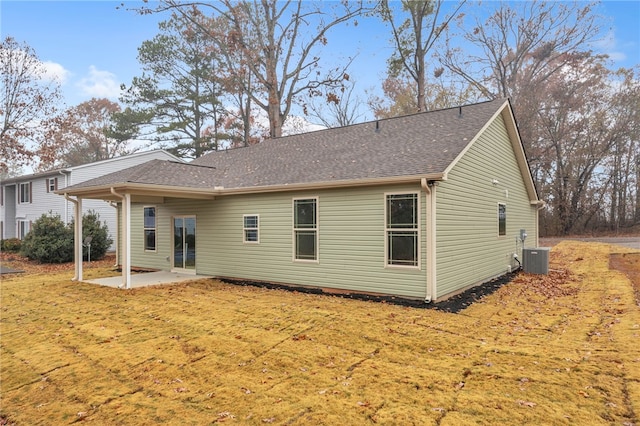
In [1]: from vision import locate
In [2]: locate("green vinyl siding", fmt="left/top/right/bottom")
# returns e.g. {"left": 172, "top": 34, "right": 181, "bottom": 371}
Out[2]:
{"left": 127, "top": 184, "right": 429, "bottom": 299}
{"left": 435, "top": 113, "right": 537, "bottom": 299}
{"left": 129, "top": 198, "right": 217, "bottom": 271}
{"left": 209, "top": 185, "right": 427, "bottom": 298}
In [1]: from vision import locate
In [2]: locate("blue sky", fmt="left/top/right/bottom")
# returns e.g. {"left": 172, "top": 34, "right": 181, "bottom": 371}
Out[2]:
{"left": 1, "top": 1, "right": 639, "bottom": 112}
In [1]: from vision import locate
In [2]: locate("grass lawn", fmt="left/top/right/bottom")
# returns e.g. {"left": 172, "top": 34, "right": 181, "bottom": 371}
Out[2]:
{"left": 1, "top": 241, "right": 639, "bottom": 425}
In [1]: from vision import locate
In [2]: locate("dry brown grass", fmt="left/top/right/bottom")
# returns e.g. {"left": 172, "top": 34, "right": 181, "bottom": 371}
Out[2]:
{"left": 1, "top": 242, "right": 639, "bottom": 425}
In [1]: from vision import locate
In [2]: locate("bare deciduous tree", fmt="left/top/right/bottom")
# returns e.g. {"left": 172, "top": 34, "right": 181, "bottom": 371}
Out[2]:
{"left": 41, "top": 98, "right": 135, "bottom": 169}
{"left": 380, "top": 0, "right": 465, "bottom": 112}
{"left": 138, "top": 0, "right": 370, "bottom": 139}
{"left": 306, "top": 80, "right": 365, "bottom": 128}
{"left": 0, "top": 37, "right": 62, "bottom": 174}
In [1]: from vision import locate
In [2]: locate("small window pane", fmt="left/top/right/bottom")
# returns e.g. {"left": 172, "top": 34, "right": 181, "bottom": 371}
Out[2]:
{"left": 295, "top": 231, "right": 316, "bottom": 260}
{"left": 294, "top": 199, "right": 316, "bottom": 228}
{"left": 388, "top": 231, "right": 418, "bottom": 266}
{"left": 145, "top": 230, "right": 156, "bottom": 251}
{"left": 498, "top": 204, "right": 506, "bottom": 236}
{"left": 244, "top": 216, "right": 257, "bottom": 228}
{"left": 144, "top": 207, "right": 156, "bottom": 228}
{"left": 387, "top": 194, "right": 417, "bottom": 228}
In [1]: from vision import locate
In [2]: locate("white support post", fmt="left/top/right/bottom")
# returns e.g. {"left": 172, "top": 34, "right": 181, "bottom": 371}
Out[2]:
{"left": 124, "top": 193, "right": 131, "bottom": 289}
{"left": 75, "top": 197, "right": 83, "bottom": 281}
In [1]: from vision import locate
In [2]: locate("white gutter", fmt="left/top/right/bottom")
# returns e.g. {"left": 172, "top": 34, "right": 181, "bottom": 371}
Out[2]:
{"left": 421, "top": 178, "right": 438, "bottom": 303}
{"left": 64, "top": 193, "right": 82, "bottom": 282}
{"left": 61, "top": 173, "right": 445, "bottom": 200}
{"left": 110, "top": 188, "right": 130, "bottom": 289}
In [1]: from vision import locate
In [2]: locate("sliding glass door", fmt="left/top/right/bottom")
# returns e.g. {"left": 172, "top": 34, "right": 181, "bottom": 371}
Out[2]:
{"left": 173, "top": 216, "right": 196, "bottom": 272}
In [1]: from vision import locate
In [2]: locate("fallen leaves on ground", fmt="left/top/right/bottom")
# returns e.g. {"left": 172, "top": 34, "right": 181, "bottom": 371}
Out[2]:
{"left": 1, "top": 242, "right": 639, "bottom": 425}
{"left": 1, "top": 252, "right": 116, "bottom": 275}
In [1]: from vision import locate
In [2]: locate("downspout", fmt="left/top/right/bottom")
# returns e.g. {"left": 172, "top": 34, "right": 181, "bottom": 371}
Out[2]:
{"left": 59, "top": 170, "right": 69, "bottom": 224}
{"left": 535, "top": 200, "right": 546, "bottom": 248}
{"left": 421, "top": 178, "right": 437, "bottom": 303}
{"left": 109, "top": 201, "right": 119, "bottom": 267}
{"left": 110, "top": 188, "right": 130, "bottom": 289}
{"left": 64, "top": 193, "right": 82, "bottom": 281}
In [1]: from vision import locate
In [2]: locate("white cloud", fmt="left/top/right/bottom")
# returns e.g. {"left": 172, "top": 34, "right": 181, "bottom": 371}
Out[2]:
{"left": 592, "top": 30, "right": 627, "bottom": 62}
{"left": 77, "top": 65, "right": 121, "bottom": 99}
{"left": 41, "top": 61, "right": 70, "bottom": 84}
{"left": 0, "top": 48, "right": 70, "bottom": 84}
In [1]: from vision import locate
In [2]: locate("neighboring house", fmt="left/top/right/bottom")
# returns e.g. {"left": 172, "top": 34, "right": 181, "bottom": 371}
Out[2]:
{"left": 0, "top": 150, "right": 183, "bottom": 247}
{"left": 60, "top": 99, "right": 543, "bottom": 302}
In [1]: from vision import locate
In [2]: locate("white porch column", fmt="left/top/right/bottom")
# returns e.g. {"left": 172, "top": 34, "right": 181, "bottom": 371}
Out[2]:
{"left": 123, "top": 193, "right": 131, "bottom": 289}
{"left": 75, "top": 197, "right": 83, "bottom": 281}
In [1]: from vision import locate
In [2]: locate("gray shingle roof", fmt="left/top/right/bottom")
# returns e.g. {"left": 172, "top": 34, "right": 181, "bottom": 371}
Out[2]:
{"left": 63, "top": 99, "right": 508, "bottom": 193}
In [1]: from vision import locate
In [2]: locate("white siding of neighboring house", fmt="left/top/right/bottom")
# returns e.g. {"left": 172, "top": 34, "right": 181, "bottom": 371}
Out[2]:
{"left": 1, "top": 185, "right": 17, "bottom": 239}
{"left": 1, "top": 150, "right": 181, "bottom": 248}
{"left": 14, "top": 175, "right": 67, "bottom": 238}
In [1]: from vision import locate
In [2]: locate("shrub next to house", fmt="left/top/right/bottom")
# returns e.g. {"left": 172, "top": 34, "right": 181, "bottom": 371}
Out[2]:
{"left": 72, "top": 210, "right": 113, "bottom": 261}
{"left": 21, "top": 210, "right": 113, "bottom": 263}
{"left": 21, "top": 213, "right": 74, "bottom": 263}
{"left": 1, "top": 238, "right": 22, "bottom": 253}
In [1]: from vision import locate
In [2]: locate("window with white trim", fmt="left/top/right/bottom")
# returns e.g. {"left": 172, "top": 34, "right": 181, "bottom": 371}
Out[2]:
{"left": 46, "top": 177, "right": 58, "bottom": 193}
{"left": 243, "top": 214, "right": 259, "bottom": 243}
{"left": 17, "top": 220, "right": 30, "bottom": 240}
{"left": 386, "top": 193, "right": 419, "bottom": 267}
{"left": 498, "top": 203, "right": 506, "bottom": 236}
{"left": 293, "top": 198, "right": 317, "bottom": 261}
{"left": 144, "top": 207, "right": 156, "bottom": 251}
{"left": 19, "top": 182, "right": 31, "bottom": 203}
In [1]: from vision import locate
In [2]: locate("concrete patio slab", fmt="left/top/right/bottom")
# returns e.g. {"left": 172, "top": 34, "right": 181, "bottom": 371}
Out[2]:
{"left": 85, "top": 271, "right": 211, "bottom": 289}
{"left": 1, "top": 265, "right": 25, "bottom": 274}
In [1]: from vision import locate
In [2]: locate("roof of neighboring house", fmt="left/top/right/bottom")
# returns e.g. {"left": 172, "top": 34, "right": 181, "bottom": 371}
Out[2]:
{"left": 60, "top": 99, "right": 538, "bottom": 201}
{"left": 1, "top": 149, "right": 183, "bottom": 185}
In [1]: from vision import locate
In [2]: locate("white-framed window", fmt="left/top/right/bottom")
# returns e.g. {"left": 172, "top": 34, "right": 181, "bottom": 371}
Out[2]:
{"left": 385, "top": 193, "right": 419, "bottom": 267}
{"left": 144, "top": 206, "right": 156, "bottom": 251}
{"left": 19, "top": 182, "right": 31, "bottom": 204}
{"left": 17, "top": 220, "right": 30, "bottom": 240}
{"left": 243, "top": 214, "right": 259, "bottom": 243}
{"left": 46, "top": 177, "right": 58, "bottom": 193}
{"left": 498, "top": 203, "right": 506, "bottom": 236}
{"left": 293, "top": 198, "right": 318, "bottom": 261}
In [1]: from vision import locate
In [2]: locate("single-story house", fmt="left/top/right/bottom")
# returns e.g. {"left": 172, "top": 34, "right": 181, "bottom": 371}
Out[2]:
{"left": 59, "top": 99, "right": 542, "bottom": 302}
{"left": 1, "top": 150, "right": 183, "bottom": 247}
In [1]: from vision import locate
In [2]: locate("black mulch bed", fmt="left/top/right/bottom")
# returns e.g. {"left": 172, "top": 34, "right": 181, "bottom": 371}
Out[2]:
{"left": 221, "top": 270, "right": 519, "bottom": 314}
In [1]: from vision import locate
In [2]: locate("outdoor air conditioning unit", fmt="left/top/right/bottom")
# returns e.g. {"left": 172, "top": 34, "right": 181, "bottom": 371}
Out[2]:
{"left": 522, "top": 248, "right": 550, "bottom": 275}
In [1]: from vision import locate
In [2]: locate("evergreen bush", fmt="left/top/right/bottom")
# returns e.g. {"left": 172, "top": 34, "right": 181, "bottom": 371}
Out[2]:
{"left": 19, "top": 210, "right": 113, "bottom": 263}
{"left": 1, "top": 238, "right": 22, "bottom": 252}
{"left": 20, "top": 213, "right": 74, "bottom": 263}
{"left": 76, "top": 210, "right": 112, "bottom": 261}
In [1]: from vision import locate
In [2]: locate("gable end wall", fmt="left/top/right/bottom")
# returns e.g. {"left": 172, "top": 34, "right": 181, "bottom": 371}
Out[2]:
{"left": 435, "top": 113, "right": 537, "bottom": 299}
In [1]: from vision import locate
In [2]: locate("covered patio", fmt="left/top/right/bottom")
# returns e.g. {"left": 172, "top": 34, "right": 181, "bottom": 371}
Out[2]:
{"left": 56, "top": 159, "right": 221, "bottom": 289}
{"left": 84, "top": 270, "right": 211, "bottom": 289}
